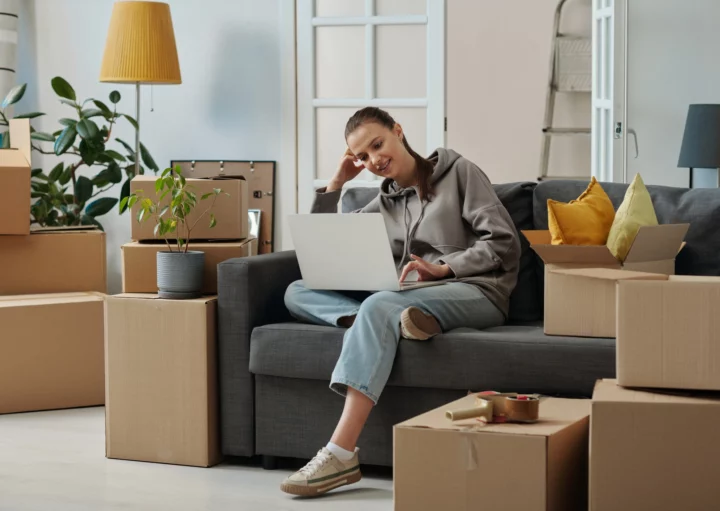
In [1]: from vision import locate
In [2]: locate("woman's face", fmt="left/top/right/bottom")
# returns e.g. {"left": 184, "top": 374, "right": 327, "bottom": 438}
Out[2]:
{"left": 346, "top": 122, "right": 414, "bottom": 183}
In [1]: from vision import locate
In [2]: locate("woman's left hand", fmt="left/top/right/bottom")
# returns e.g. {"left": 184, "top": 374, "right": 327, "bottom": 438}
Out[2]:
{"left": 399, "top": 255, "right": 453, "bottom": 282}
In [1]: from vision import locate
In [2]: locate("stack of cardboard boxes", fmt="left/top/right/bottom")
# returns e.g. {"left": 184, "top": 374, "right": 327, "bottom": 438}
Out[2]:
{"left": 106, "top": 173, "right": 253, "bottom": 467}
{"left": 0, "top": 119, "right": 106, "bottom": 415}
{"left": 526, "top": 223, "right": 720, "bottom": 510}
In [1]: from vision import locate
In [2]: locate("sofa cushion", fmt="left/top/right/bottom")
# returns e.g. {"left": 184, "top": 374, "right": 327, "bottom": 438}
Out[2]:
{"left": 534, "top": 180, "right": 720, "bottom": 277}
{"left": 342, "top": 181, "right": 541, "bottom": 321}
{"left": 249, "top": 322, "right": 615, "bottom": 396}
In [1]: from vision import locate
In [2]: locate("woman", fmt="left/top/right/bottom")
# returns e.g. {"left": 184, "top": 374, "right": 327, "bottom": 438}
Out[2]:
{"left": 280, "top": 107, "right": 520, "bottom": 497}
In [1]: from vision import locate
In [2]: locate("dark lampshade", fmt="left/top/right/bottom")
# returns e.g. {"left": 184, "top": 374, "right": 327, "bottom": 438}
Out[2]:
{"left": 678, "top": 104, "right": 720, "bottom": 169}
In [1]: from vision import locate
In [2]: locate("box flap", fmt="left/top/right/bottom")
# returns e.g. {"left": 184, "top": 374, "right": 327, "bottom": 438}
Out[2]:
{"left": 549, "top": 267, "right": 669, "bottom": 282}
{"left": 593, "top": 379, "right": 720, "bottom": 405}
{"left": 0, "top": 292, "right": 104, "bottom": 308}
{"left": 0, "top": 149, "right": 30, "bottom": 168}
{"left": 395, "top": 394, "right": 589, "bottom": 437}
{"left": 521, "top": 230, "right": 552, "bottom": 245}
{"left": 530, "top": 244, "right": 619, "bottom": 265}
{"left": 9, "top": 118, "right": 31, "bottom": 165}
{"left": 30, "top": 225, "right": 102, "bottom": 234}
{"left": 625, "top": 224, "right": 690, "bottom": 263}
{"left": 667, "top": 275, "right": 720, "bottom": 283}
{"left": 110, "top": 293, "right": 218, "bottom": 303}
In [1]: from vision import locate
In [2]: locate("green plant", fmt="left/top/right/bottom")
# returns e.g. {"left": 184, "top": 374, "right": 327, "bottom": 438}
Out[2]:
{"left": 121, "top": 165, "right": 227, "bottom": 253}
{"left": 0, "top": 77, "right": 158, "bottom": 230}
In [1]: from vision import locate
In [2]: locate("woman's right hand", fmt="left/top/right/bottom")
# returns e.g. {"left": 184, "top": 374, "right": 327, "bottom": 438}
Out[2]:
{"left": 327, "top": 148, "right": 364, "bottom": 192}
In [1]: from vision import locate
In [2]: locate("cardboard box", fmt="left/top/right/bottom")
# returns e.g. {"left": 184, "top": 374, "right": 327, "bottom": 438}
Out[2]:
{"left": 130, "top": 175, "right": 249, "bottom": 241}
{"left": 591, "top": 379, "right": 720, "bottom": 511}
{"left": 544, "top": 268, "right": 667, "bottom": 337}
{"left": 394, "top": 395, "right": 590, "bottom": 511}
{"left": 0, "top": 119, "right": 32, "bottom": 235}
{"left": 105, "top": 294, "right": 221, "bottom": 467}
{"left": 617, "top": 275, "right": 720, "bottom": 391}
{"left": 0, "top": 292, "right": 105, "bottom": 414}
{"left": 0, "top": 226, "right": 107, "bottom": 295}
{"left": 523, "top": 223, "right": 688, "bottom": 275}
{"left": 121, "top": 238, "right": 257, "bottom": 294}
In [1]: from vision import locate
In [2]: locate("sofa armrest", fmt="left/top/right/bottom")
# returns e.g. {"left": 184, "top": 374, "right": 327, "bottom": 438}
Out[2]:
{"left": 217, "top": 250, "right": 301, "bottom": 456}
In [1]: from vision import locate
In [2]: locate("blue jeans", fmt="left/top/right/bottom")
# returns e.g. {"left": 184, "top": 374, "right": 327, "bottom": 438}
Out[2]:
{"left": 284, "top": 281, "right": 505, "bottom": 404}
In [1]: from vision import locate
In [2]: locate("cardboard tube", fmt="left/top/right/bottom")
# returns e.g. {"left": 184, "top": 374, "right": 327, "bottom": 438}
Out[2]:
{"left": 505, "top": 396, "right": 540, "bottom": 423}
{"left": 446, "top": 399, "right": 493, "bottom": 421}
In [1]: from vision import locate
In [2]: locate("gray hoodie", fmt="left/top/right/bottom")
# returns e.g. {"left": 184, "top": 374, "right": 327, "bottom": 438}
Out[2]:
{"left": 311, "top": 148, "right": 520, "bottom": 318}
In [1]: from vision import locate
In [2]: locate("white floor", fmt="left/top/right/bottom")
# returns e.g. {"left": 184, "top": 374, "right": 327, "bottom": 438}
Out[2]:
{"left": 0, "top": 407, "right": 393, "bottom": 511}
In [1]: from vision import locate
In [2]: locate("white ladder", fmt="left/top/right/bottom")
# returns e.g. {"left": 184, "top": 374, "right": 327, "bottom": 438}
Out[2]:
{"left": 538, "top": 0, "right": 592, "bottom": 181}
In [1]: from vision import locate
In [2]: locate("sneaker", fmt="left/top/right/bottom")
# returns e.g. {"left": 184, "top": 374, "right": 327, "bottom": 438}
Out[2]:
{"left": 280, "top": 447, "right": 362, "bottom": 497}
{"left": 401, "top": 306, "right": 442, "bottom": 340}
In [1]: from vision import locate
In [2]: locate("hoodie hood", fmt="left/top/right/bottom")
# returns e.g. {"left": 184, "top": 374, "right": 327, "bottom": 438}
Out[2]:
{"left": 380, "top": 147, "right": 463, "bottom": 198}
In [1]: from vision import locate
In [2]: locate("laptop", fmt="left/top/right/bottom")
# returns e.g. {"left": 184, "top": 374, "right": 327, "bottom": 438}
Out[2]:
{"left": 288, "top": 214, "right": 448, "bottom": 292}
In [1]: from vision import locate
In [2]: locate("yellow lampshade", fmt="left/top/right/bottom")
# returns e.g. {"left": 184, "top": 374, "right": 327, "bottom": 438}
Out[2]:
{"left": 99, "top": 1, "right": 181, "bottom": 84}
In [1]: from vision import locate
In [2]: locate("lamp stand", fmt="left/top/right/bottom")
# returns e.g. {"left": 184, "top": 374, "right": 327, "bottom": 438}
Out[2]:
{"left": 135, "top": 81, "right": 140, "bottom": 176}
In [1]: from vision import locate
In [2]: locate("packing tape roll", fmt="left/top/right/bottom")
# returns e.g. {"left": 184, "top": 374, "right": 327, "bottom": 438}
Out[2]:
{"left": 446, "top": 399, "right": 493, "bottom": 421}
{"left": 504, "top": 396, "right": 540, "bottom": 423}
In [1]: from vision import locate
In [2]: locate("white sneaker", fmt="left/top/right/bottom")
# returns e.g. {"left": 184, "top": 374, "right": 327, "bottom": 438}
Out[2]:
{"left": 401, "top": 306, "right": 442, "bottom": 340}
{"left": 280, "top": 447, "right": 362, "bottom": 497}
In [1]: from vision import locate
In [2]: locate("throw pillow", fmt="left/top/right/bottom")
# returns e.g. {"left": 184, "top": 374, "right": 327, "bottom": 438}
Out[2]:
{"left": 548, "top": 177, "right": 616, "bottom": 245}
{"left": 606, "top": 173, "right": 658, "bottom": 261}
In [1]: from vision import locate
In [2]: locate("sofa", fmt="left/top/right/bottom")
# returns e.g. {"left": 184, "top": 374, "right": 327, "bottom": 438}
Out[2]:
{"left": 217, "top": 180, "right": 720, "bottom": 467}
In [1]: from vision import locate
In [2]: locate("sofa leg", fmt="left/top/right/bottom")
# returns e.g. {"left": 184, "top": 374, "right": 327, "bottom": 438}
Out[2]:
{"left": 262, "top": 455, "right": 278, "bottom": 470}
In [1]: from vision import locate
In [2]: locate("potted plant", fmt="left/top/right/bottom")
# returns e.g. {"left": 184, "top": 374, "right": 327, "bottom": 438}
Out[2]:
{"left": 121, "top": 166, "right": 226, "bottom": 299}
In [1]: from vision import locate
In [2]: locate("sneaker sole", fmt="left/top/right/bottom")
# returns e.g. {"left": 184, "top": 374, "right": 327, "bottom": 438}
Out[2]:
{"left": 401, "top": 307, "right": 442, "bottom": 340}
{"left": 281, "top": 469, "right": 362, "bottom": 497}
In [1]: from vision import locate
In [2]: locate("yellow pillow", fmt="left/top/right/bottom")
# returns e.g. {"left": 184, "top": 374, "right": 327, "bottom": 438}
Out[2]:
{"left": 548, "top": 177, "right": 616, "bottom": 245}
{"left": 606, "top": 173, "right": 658, "bottom": 262}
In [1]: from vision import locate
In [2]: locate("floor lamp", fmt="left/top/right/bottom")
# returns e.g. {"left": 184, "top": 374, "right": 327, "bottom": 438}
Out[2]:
{"left": 99, "top": 1, "right": 181, "bottom": 176}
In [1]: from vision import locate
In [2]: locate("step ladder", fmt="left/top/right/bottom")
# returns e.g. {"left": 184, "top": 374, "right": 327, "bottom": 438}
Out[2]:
{"left": 538, "top": 0, "right": 592, "bottom": 181}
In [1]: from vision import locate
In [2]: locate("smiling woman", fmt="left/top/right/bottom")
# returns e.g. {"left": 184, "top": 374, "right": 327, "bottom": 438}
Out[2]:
{"left": 279, "top": 106, "right": 522, "bottom": 497}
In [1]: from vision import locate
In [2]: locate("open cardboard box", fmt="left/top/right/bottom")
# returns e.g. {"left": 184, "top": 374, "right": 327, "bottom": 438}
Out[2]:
{"left": 130, "top": 175, "right": 249, "bottom": 241}
{"left": 0, "top": 118, "right": 32, "bottom": 235}
{"left": 394, "top": 394, "right": 590, "bottom": 511}
{"left": 0, "top": 225, "right": 106, "bottom": 295}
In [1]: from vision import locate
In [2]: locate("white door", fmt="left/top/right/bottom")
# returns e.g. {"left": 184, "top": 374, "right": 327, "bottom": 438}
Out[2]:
{"left": 297, "top": 0, "right": 445, "bottom": 213}
{"left": 592, "top": 0, "right": 628, "bottom": 183}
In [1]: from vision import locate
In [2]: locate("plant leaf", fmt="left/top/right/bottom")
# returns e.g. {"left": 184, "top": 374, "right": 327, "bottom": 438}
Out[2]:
{"left": 200, "top": 192, "right": 213, "bottom": 200}
{"left": 109, "top": 91, "right": 121, "bottom": 104}
{"left": 58, "top": 118, "right": 77, "bottom": 127}
{"left": 139, "top": 143, "right": 158, "bottom": 172}
{"left": 0, "top": 132, "right": 9, "bottom": 149}
{"left": 2, "top": 84, "right": 26, "bottom": 108}
{"left": 115, "top": 137, "right": 135, "bottom": 158}
{"left": 14, "top": 111, "right": 45, "bottom": 119}
{"left": 31, "top": 168, "right": 42, "bottom": 178}
{"left": 105, "top": 149, "right": 126, "bottom": 162}
{"left": 85, "top": 197, "right": 118, "bottom": 217}
{"left": 81, "top": 108, "right": 104, "bottom": 118}
{"left": 209, "top": 213, "right": 217, "bottom": 228}
{"left": 128, "top": 195, "right": 138, "bottom": 209}
{"left": 30, "top": 131, "right": 56, "bottom": 142}
{"left": 155, "top": 178, "right": 164, "bottom": 193}
{"left": 51, "top": 77, "right": 76, "bottom": 101}
{"left": 76, "top": 118, "right": 99, "bottom": 139}
{"left": 161, "top": 167, "right": 172, "bottom": 178}
{"left": 59, "top": 98, "right": 78, "bottom": 108}
{"left": 58, "top": 166, "right": 72, "bottom": 186}
{"left": 48, "top": 162, "right": 64, "bottom": 182}
{"left": 123, "top": 114, "right": 139, "bottom": 130}
{"left": 93, "top": 100, "right": 113, "bottom": 118}
{"left": 74, "top": 175, "right": 93, "bottom": 205}
{"left": 119, "top": 181, "right": 132, "bottom": 214}
{"left": 80, "top": 214, "right": 104, "bottom": 231}
{"left": 54, "top": 125, "right": 77, "bottom": 156}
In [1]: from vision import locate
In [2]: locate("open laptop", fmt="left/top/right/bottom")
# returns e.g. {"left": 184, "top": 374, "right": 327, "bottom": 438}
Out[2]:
{"left": 288, "top": 214, "right": 448, "bottom": 292}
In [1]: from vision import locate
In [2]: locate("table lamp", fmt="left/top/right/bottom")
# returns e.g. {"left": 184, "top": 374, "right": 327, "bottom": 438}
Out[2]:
{"left": 99, "top": 1, "right": 181, "bottom": 176}
{"left": 677, "top": 104, "right": 720, "bottom": 188}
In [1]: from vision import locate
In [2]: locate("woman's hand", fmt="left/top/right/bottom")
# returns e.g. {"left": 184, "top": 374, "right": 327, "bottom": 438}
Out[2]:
{"left": 399, "top": 255, "right": 453, "bottom": 283}
{"left": 327, "top": 148, "right": 364, "bottom": 192}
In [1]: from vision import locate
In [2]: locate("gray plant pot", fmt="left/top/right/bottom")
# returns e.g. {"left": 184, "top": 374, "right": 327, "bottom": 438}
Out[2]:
{"left": 157, "top": 250, "right": 205, "bottom": 299}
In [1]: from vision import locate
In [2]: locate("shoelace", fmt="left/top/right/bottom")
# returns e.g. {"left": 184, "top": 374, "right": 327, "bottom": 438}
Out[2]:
{"left": 298, "top": 449, "right": 332, "bottom": 476}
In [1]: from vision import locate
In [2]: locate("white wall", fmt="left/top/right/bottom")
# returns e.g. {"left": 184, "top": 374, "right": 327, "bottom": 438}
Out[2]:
{"left": 446, "top": 0, "right": 591, "bottom": 184}
{"left": 16, "top": 0, "right": 291, "bottom": 294}
{"left": 625, "top": 0, "right": 720, "bottom": 188}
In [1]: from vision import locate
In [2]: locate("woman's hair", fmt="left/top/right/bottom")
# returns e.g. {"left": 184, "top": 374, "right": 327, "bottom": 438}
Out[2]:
{"left": 345, "top": 107, "right": 435, "bottom": 200}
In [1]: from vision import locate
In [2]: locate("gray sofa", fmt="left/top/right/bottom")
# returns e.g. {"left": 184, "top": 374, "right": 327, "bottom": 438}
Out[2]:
{"left": 217, "top": 180, "right": 719, "bottom": 467}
